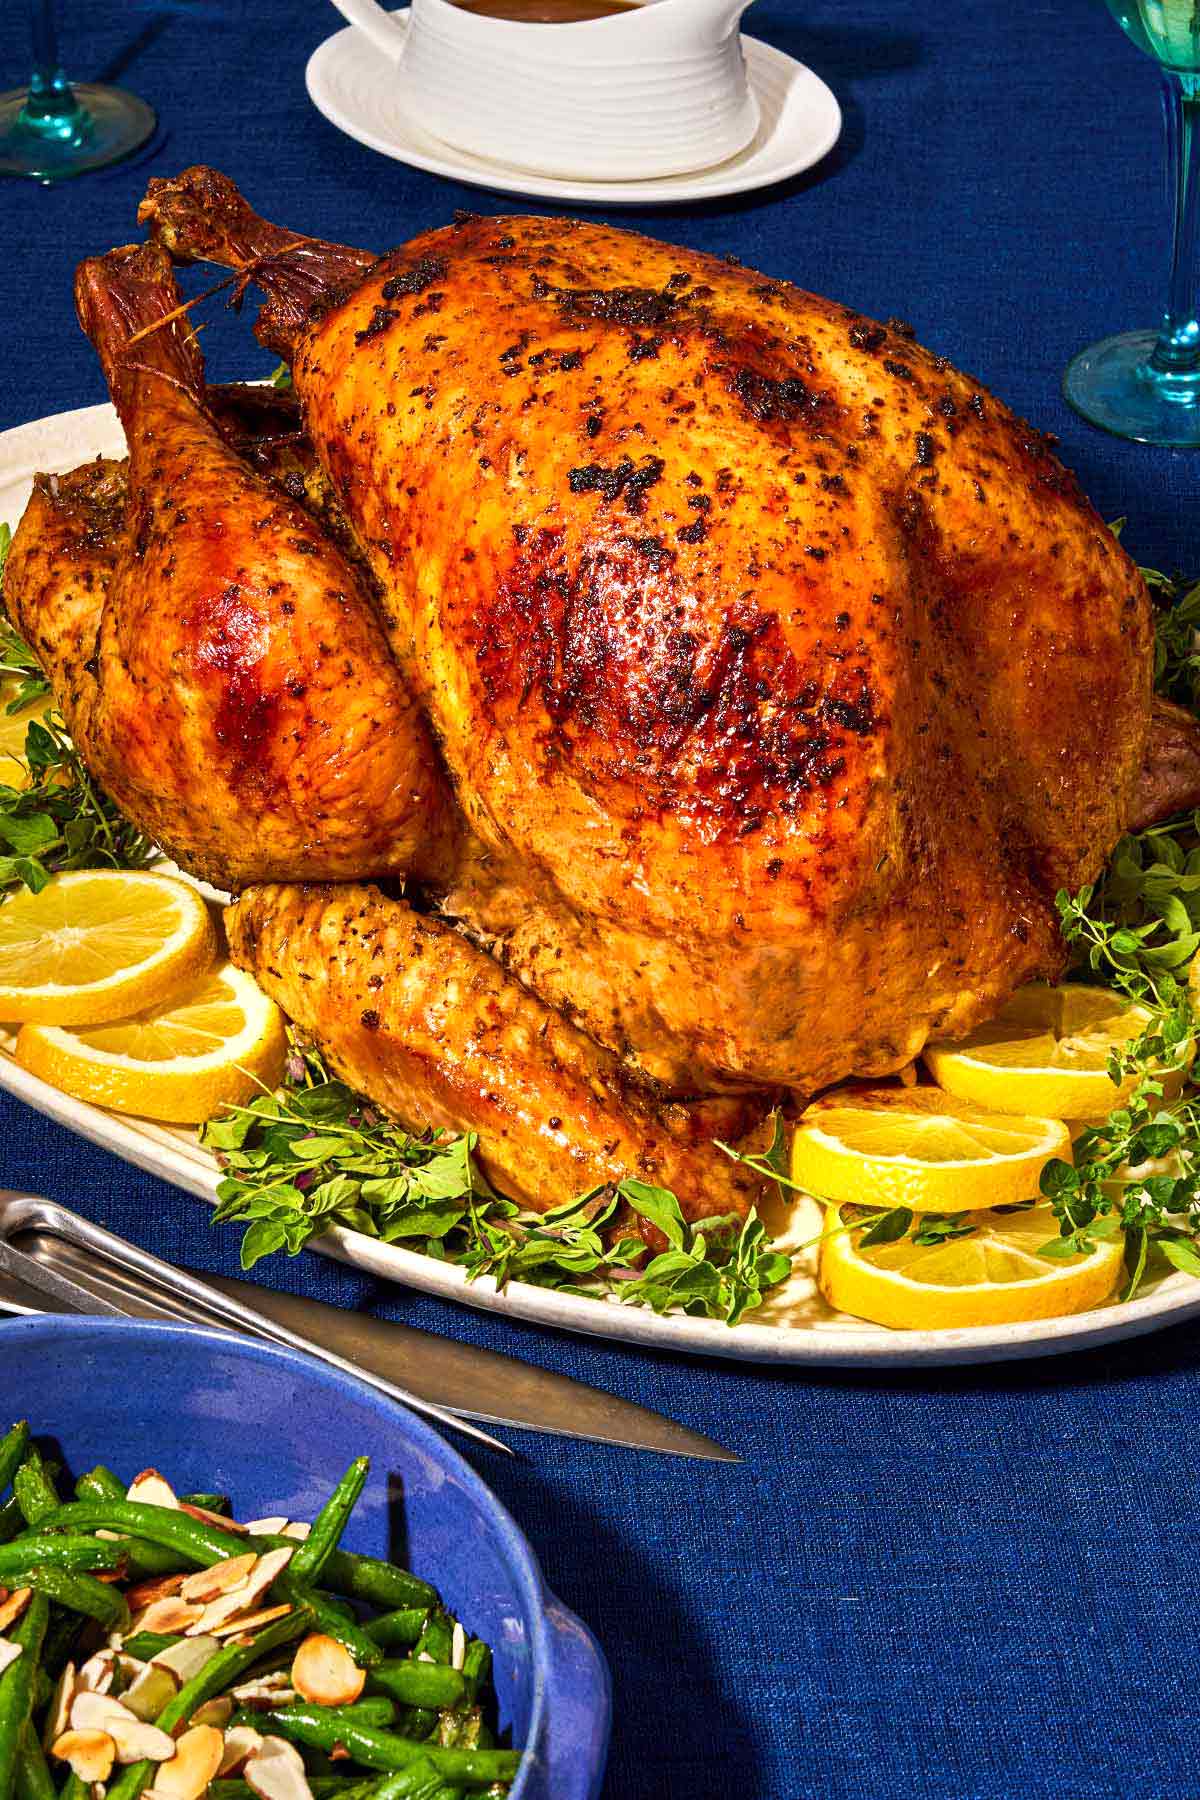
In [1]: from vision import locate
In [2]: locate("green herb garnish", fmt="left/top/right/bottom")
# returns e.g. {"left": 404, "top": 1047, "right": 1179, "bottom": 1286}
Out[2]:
{"left": 0, "top": 713, "right": 156, "bottom": 896}
{"left": 202, "top": 1044, "right": 792, "bottom": 1324}
{"left": 0, "top": 525, "right": 51, "bottom": 717}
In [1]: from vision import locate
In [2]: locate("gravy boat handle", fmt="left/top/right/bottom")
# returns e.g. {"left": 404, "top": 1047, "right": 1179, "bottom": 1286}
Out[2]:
{"left": 328, "top": 0, "right": 409, "bottom": 61}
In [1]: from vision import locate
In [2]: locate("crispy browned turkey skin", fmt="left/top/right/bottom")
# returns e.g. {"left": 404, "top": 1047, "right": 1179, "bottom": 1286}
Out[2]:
{"left": 5, "top": 167, "right": 1192, "bottom": 1222}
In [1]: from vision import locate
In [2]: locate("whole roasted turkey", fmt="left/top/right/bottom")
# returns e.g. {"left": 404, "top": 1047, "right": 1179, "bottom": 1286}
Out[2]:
{"left": 7, "top": 168, "right": 1195, "bottom": 1223}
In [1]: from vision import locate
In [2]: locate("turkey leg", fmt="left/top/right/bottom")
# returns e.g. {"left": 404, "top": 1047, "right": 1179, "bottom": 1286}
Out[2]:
{"left": 6, "top": 241, "right": 454, "bottom": 892}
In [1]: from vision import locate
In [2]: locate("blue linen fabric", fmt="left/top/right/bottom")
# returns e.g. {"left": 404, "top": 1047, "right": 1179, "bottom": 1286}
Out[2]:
{"left": 2, "top": 1, "right": 1200, "bottom": 1793}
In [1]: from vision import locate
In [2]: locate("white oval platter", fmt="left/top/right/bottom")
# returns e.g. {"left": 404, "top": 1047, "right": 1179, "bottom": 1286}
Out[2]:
{"left": 4, "top": 402, "right": 1199, "bottom": 1366}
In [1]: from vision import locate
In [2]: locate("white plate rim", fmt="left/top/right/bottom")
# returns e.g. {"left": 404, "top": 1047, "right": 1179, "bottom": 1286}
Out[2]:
{"left": 304, "top": 14, "right": 842, "bottom": 206}
{"left": 5, "top": 400, "right": 1200, "bottom": 1368}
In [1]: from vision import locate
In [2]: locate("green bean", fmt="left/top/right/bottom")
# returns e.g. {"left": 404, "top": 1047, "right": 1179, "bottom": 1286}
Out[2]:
{"left": 42, "top": 1501, "right": 245, "bottom": 1566}
{"left": 210, "top": 1783, "right": 376, "bottom": 1800}
{"left": 105, "top": 1608, "right": 311, "bottom": 1800}
{"left": 20, "top": 1565, "right": 129, "bottom": 1633}
{"left": 0, "top": 1496, "right": 22, "bottom": 1547}
{"left": 73, "top": 1470, "right": 185, "bottom": 1578}
{"left": 14, "top": 1720, "right": 54, "bottom": 1800}
{"left": 301, "top": 1545, "right": 438, "bottom": 1614}
{"left": 244, "top": 1706, "right": 521, "bottom": 1787}
{"left": 178, "top": 1492, "right": 230, "bottom": 1514}
{"left": 289, "top": 1458, "right": 369, "bottom": 1587}
{"left": 0, "top": 1426, "right": 29, "bottom": 1497}
{"left": 279, "top": 1577, "right": 382, "bottom": 1668}
{"left": 0, "top": 1590, "right": 48, "bottom": 1800}
{"left": 12, "top": 1452, "right": 59, "bottom": 1530}
{"left": 414, "top": 1613, "right": 454, "bottom": 1665}
{"left": 39, "top": 1606, "right": 87, "bottom": 1682}
{"left": 121, "top": 1630, "right": 181, "bottom": 1661}
{"left": 56, "top": 1781, "right": 89, "bottom": 1800}
{"left": 369, "top": 1662, "right": 467, "bottom": 1709}
{"left": 0, "top": 1538, "right": 126, "bottom": 1579}
{"left": 365, "top": 1608, "right": 429, "bottom": 1649}
{"left": 461, "top": 1640, "right": 491, "bottom": 1706}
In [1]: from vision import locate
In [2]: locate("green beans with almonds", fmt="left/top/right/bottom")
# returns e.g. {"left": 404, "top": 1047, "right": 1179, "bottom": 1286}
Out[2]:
{"left": 289, "top": 1456, "right": 369, "bottom": 1586}
{"left": 73, "top": 1467, "right": 186, "bottom": 1577}
{"left": 244, "top": 1705, "right": 521, "bottom": 1787}
{"left": 41, "top": 1498, "right": 245, "bottom": 1563}
{"left": 19, "top": 1563, "right": 130, "bottom": 1633}
{"left": 280, "top": 1574, "right": 383, "bottom": 1668}
{"left": 0, "top": 1590, "right": 48, "bottom": 1800}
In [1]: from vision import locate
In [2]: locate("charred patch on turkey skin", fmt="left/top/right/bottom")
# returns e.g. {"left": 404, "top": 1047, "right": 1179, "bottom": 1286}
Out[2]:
{"left": 474, "top": 529, "right": 878, "bottom": 838}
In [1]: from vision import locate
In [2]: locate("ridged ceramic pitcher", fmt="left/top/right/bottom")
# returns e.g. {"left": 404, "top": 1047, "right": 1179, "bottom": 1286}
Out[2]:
{"left": 328, "top": 0, "right": 760, "bottom": 181}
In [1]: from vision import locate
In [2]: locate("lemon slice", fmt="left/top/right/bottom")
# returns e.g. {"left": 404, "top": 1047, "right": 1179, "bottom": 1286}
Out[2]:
{"left": 791, "top": 1086, "right": 1070, "bottom": 1214}
{"left": 0, "top": 678, "right": 52, "bottom": 789}
{"left": 15, "top": 963, "right": 288, "bottom": 1123}
{"left": 922, "top": 983, "right": 1172, "bottom": 1119}
{"left": 0, "top": 870, "right": 216, "bottom": 1025}
{"left": 819, "top": 1201, "right": 1124, "bottom": 1330}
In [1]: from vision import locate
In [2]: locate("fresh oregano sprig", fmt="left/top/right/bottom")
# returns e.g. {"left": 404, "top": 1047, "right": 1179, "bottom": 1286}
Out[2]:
{"left": 202, "top": 1043, "right": 793, "bottom": 1325}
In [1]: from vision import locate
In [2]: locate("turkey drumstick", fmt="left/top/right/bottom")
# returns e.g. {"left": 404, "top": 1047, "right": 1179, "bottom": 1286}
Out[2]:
{"left": 6, "top": 241, "right": 453, "bottom": 892}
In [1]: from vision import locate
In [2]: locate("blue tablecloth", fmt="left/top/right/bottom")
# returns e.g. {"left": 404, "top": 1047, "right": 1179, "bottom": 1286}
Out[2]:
{"left": 3, "top": 3, "right": 1199, "bottom": 1794}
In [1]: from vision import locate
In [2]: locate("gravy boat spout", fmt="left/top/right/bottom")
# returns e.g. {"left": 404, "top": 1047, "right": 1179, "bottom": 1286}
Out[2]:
{"left": 328, "top": 0, "right": 762, "bottom": 183}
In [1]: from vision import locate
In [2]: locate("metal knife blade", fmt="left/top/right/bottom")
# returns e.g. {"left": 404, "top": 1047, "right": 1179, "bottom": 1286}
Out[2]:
{"left": 7, "top": 1230, "right": 738, "bottom": 1463}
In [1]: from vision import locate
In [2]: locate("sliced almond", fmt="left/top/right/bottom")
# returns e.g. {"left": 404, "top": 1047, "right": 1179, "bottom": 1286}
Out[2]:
{"left": 127, "top": 1574, "right": 184, "bottom": 1612}
{"left": 0, "top": 1638, "right": 22, "bottom": 1678}
{"left": 121, "top": 1663, "right": 179, "bottom": 1723}
{"left": 281, "top": 1522, "right": 311, "bottom": 1541}
{"left": 76, "top": 1650, "right": 119, "bottom": 1696}
{"left": 151, "top": 1724, "right": 224, "bottom": 1799}
{"left": 134, "top": 1597, "right": 205, "bottom": 1637}
{"left": 189, "top": 1694, "right": 232, "bottom": 1729}
{"left": 243, "top": 1734, "right": 315, "bottom": 1800}
{"left": 231, "top": 1673, "right": 296, "bottom": 1708}
{"left": 70, "top": 1692, "right": 176, "bottom": 1764}
{"left": 244, "top": 1517, "right": 288, "bottom": 1537}
{"left": 219, "top": 1723, "right": 264, "bottom": 1775}
{"left": 179, "top": 1552, "right": 257, "bottom": 1605}
{"left": 290, "top": 1635, "right": 365, "bottom": 1708}
{"left": 0, "top": 1588, "right": 31, "bottom": 1632}
{"left": 451, "top": 1620, "right": 466, "bottom": 1671}
{"left": 127, "top": 1470, "right": 180, "bottom": 1510}
{"left": 151, "top": 1636, "right": 221, "bottom": 1685}
{"left": 210, "top": 1602, "right": 293, "bottom": 1641}
{"left": 51, "top": 1729, "right": 116, "bottom": 1783}
{"left": 43, "top": 1663, "right": 77, "bottom": 1750}
{"left": 187, "top": 1546, "right": 293, "bottom": 1636}
{"left": 180, "top": 1501, "right": 248, "bottom": 1534}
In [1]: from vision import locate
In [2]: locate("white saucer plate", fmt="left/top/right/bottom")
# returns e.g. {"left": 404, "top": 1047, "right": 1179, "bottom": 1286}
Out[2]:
{"left": 5, "top": 402, "right": 1200, "bottom": 1368}
{"left": 305, "top": 13, "right": 841, "bottom": 206}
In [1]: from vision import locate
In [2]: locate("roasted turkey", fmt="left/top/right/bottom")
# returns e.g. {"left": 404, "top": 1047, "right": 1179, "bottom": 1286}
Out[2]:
{"left": 7, "top": 168, "right": 1197, "bottom": 1222}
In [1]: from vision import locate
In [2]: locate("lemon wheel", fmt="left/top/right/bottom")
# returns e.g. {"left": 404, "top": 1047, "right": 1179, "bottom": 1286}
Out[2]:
{"left": 923, "top": 983, "right": 1175, "bottom": 1120}
{"left": 15, "top": 963, "right": 288, "bottom": 1123}
{"left": 0, "top": 870, "right": 216, "bottom": 1025}
{"left": 819, "top": 1201, "right": 1125, "bottom": 1330}
{"left": 791, "top": 1086, "right": 1070, "bottom": 1214}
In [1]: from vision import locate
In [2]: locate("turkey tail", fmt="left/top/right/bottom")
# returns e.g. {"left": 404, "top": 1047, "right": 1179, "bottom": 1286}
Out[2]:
{"left": 1129, "top": 695, "right": 1200, "bottom": 829}
{"left": 138, "top": 166, "right": 376, "bottom": 357}
{"left": 74, "top": 241, "right": 204, "bottom": 427}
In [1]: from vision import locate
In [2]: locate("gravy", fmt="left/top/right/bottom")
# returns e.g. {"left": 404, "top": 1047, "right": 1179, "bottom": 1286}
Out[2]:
{"left": 450, "top": 0, "right": 640, "bottom": 21}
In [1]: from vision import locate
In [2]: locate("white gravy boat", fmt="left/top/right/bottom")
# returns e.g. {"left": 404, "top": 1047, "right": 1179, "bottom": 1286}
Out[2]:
{"left": 328, "top": 0, "right": 760, "bottom": 181}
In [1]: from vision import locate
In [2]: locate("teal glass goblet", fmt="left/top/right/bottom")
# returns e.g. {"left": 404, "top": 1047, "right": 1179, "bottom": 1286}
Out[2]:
{"left": 1065, "top": 3, "right": 1200, "bottom": 446}
{"left": 0, "top": 0, "right": 156, "bottom": 183}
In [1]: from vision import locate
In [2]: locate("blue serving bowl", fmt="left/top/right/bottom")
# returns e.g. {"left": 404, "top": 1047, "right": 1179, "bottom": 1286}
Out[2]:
{"left": 0, "top": 1314, "right": 610, "bottom": 1800}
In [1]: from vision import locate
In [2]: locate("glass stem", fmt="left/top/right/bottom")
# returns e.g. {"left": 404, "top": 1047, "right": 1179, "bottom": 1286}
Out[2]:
{"left": 23, "top": 0, "right": 79, "bottom": 125}
{"left": 1152, "top": 70, "right": 1200, "bottom": 376}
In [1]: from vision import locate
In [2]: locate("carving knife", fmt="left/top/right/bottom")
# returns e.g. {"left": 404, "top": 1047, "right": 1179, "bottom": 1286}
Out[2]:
{"left": 0, "top": 1193, "right": 737, "bottom": 1462}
